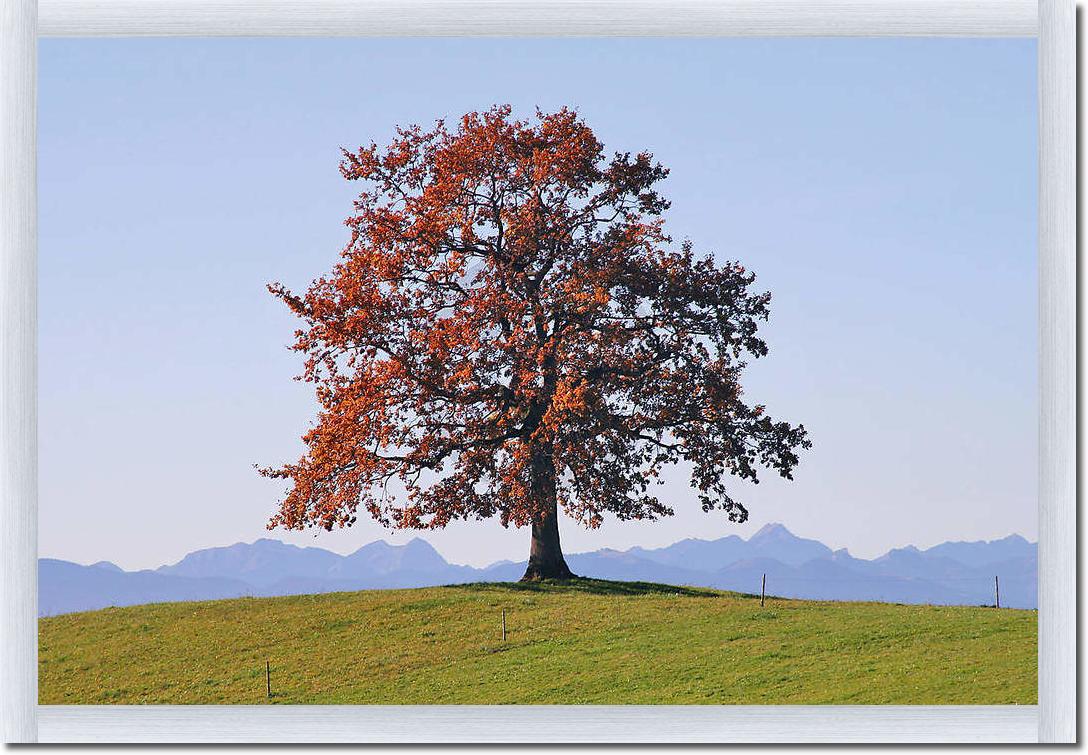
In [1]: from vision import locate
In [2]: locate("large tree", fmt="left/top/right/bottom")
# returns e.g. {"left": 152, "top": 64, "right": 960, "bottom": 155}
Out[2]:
{"left": 262, "top": 106, "right": 810, "bottom": 580}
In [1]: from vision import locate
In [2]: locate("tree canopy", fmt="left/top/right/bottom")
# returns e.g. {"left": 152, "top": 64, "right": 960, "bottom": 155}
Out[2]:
{"left": 263, "top": 105, "right": 810, "bottom": 577}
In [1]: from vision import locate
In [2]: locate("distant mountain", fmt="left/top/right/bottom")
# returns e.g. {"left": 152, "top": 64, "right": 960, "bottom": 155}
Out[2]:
{"left": 710, "top": 556, "right": 981, "bottom": 606}
{"left": 327, "top": 538, "right": 475, "bottom": 585}
{"left": 629, "top": 523, "right": 832, "bottom": 571}
{"left": 627, "top": 535, "right": 748, "bottom": 571}
{"left": 89, "top": 560, "right": 123, "bottom": 573}
{"left": 564, "top": 549, "right": 710, "bottom": 586}
{"left": 923, "top": 534, "right": 1036, "bottom": 568}
{"left": 38, "top": 559, "right": 253, "bottom": 617}
{"left": 39, "top": 525, "right": 1037, "bottom": 616}
{"left": 158, "top": 538, "right": 342, "bottom": 587}
{"left": 745, "top": 523, "right": 835, "bottom": 565}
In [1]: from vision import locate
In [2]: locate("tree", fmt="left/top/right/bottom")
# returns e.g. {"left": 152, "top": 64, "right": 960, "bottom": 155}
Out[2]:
{"left": 262, "top": 105, "right": 810, "bottom": 581}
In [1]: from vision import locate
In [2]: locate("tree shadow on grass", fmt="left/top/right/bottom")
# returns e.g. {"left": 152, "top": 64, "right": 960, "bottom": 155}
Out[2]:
{"left": 445, "top": 577, "right": 720, "bottom": 598}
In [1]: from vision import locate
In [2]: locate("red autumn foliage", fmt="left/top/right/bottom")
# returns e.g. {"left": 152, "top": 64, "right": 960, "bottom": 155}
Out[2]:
{"left": 262, "top": 105, "right": 810, "bottom": 579}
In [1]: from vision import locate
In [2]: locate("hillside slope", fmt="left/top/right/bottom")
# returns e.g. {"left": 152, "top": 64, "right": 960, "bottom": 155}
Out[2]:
{"left": 39, "top": 580, "right": 1036, "bottom": 705}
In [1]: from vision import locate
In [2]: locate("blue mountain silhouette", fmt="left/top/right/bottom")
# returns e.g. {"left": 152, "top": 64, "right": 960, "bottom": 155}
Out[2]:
{"left": 39, "top": 524, "right": 1036, "bottom": 616}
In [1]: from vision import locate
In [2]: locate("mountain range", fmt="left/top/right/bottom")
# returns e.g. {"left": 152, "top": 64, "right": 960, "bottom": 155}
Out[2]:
{"left": 39, "top": 523, "right": 1036, "bottom": 616}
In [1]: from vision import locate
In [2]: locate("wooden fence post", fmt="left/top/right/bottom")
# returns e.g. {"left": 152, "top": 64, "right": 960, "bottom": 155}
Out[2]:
{"left": 502, "top": 609, "right": 506, "bottom": 642}
{"left": 266, "top": 660, "right": 271, "bottom": 699}
{"left": 761, "top": 573, "right": 766, "bottom": 607}
{"left": 995, "top": 575, "right": 1000, "bottom": 609}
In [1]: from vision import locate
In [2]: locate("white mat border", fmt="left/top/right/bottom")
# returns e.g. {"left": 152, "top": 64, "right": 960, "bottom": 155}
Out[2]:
{"left": 2, "top": 0, "right": 1071, "bottom": 744}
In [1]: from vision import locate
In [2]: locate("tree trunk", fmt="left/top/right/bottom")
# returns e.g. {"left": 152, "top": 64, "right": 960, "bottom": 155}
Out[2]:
{"left": 520, "top": 452, "right": 575, "bottom": 581}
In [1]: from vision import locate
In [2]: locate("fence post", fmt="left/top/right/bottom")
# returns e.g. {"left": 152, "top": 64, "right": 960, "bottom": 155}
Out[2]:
{"left": 995, "top": 575, "right": 1000, "bottom": 609}
{"left": 760, "top": 573, "right": 766, "bottom": 607}
{"left": 501, "top": 608, "right": 506, "bottom": 642}
{"left": 266, "top": 660, "right": 271, "bottom": 699}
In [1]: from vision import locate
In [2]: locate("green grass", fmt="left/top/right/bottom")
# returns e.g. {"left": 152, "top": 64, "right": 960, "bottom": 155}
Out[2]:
{"left": 38, "top": 579, "right": 1036, "bottom": 705}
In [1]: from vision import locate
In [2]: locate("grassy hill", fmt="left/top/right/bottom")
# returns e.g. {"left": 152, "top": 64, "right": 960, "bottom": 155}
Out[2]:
{"left": 39, "top": 579, "right": 1036, "bottom": 705}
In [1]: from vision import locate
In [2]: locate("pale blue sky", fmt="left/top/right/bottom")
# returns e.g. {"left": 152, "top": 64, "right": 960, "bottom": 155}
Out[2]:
{"left": 38, "top": 38, "right": 1037, "bottom": 570}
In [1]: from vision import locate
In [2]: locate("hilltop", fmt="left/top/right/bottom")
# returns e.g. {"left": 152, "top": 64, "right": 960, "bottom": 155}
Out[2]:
{"left": 39, "top": 579, "right": 1036, "bottom": 705}
{"left": 39, "top": 524, "right": 1038, "bottom": 616}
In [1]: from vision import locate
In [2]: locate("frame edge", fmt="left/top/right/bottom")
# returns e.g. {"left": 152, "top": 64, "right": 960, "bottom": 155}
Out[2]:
{"left": 37, "top": 705, "right": 1039, "bottom": 744}
{"left": 16, "top": 0, "right": 1062, "bottom": 744}
{"left": 0, "top": 0, "right": 38, "bottom": 744}
{"left": 1037, "top": 0, "right": 1076, "bottom": 744}
{"left": 36, "top": 0, "right": 1039, "bottom": 37}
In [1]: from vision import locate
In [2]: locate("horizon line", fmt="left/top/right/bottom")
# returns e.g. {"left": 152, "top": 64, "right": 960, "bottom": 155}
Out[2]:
{"left": 41, "top": 522, "right": 1038, "bottom": 573}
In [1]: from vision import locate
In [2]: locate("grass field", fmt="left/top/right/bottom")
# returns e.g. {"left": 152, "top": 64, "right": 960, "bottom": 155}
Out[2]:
{"left": 38, "top": 579, "right": 1036, "bottom": 705}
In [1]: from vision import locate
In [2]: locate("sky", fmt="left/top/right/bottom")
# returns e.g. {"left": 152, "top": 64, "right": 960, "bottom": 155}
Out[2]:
{"left": 38, "top": 38, "right": 1038, "bottom": 570}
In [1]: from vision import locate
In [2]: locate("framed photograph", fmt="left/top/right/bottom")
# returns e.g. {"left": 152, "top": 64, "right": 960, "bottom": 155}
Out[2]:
{"left": 1, "top": 0, "right": 1075, "bottom": 743}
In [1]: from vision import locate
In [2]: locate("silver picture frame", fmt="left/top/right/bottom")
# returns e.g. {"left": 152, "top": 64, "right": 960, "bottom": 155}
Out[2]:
{"left": 1, "top": 0, "right": 1074, "bottom": 742}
